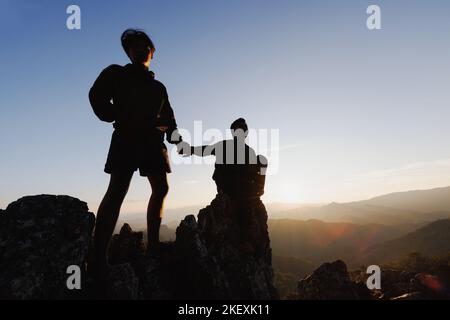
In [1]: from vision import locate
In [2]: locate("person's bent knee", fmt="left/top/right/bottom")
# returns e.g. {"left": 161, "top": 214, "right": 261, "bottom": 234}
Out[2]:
{"left": 152, "top": 183, "right": 169, "bottom": 199}
{"left": 148, "top": 174, "right": 169, "bottom": 199}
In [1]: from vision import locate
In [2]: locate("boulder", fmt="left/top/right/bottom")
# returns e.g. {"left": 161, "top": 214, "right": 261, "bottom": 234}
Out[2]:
{"left": 0, "top": 195, "right": 95, "bottom": 299}
{"left": 297, "top": 260, "right": 372, "bottom": 300}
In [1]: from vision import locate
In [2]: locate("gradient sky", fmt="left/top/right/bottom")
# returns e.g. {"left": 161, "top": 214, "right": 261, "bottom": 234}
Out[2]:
{"left": 1, "top": 0, "right": 450, "bottom": 217}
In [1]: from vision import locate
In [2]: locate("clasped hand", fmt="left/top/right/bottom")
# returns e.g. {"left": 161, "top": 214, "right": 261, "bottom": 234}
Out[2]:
{"left": 176, "top": 141, "right": 191, "bottom": 157}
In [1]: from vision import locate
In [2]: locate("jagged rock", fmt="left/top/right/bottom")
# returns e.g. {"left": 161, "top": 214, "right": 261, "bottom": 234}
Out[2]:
{"left": 142, "top": 249, "right": 178, "bottom": 300}
{"left": 105, "top": 263, "right": 139, "bottom": 299}
{"left": 376, "top": 270, "right": 450, "bottom": 300}
{"left": 107, "top": 192, "right": 278, "bottom": 300}
{"left": 297, "top": 260, "right": 372, "bottom": 300}
{"left": 109, "top": 223, "right": 146, "bottom": 267}
{"left": 377, "top": 269, "right": 419, "bottom": 299}
{"left": 0, "top": 195, "right": 95, "bottom": 299}
{"left": 184, "top": 193, "right": 277, "bottom": 299}
{"left": 0, "top": 192, "right": 277, "bottom": 300}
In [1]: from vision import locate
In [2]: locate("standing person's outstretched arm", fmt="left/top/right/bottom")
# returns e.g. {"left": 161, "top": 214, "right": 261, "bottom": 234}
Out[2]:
{"left": 89, "top": 65, "right": 121, "bottom": 123}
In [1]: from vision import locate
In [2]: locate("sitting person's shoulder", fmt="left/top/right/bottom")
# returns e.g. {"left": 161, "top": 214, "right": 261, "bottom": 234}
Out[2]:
{"left": 257, "top": 154, "right": 268, "bottom": 166}
{"left": 209, "top": 139, "right": 232, "bottom": 149}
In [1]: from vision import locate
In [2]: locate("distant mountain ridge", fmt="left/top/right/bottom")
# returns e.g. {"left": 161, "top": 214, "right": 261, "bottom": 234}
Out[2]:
{"left": 359, "top": 219, "right": 450, "bottom": 265}
{"left": 268, "top": 219, "right": 416, "bottom": 266}
{"left": 270, "top": 186, "right": 450, "bottom": 224}
{"left": 355, "top": 186, "right": 450, "bottom": 213}
{"left": 118, "top": 186, "right": 450, "bottom": 227}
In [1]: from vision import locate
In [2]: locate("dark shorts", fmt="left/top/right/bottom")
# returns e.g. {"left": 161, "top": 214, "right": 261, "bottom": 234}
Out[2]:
{"left": 104, "top": 130, "right": 171, "bottom": 176}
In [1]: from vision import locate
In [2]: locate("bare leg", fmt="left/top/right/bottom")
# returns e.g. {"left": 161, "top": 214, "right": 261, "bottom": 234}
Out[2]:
{"left": 92, "top": 171, "right": 133, "bottom": 274}
{"left": 147, "top": 173, "right": 169, "bottom": 251}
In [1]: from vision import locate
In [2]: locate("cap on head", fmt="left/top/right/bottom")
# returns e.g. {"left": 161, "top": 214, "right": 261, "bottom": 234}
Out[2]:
{"left": 121, "top": 28, "right": 155, "bottom": 57}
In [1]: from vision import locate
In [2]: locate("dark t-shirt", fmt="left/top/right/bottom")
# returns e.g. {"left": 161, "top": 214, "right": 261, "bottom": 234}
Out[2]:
{"left": 89, "top": 63, "right": 178, "bottom": 139}
{"left": 89, "top": 63, "right": 180, "bottom": 175}
{"left": 192, "top": 139, "right": 267, "bottom": 197}
{"left": 203, "top": 139, "right": 258, "bottom": 166}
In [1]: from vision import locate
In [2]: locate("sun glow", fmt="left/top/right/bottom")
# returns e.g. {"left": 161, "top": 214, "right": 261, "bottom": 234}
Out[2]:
{"left": 265, "top": 180, "right": 305, "bottom": 203}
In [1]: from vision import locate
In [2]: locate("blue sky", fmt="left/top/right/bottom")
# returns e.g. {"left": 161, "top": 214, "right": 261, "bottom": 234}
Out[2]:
{"left": 1, "top": 0, "right": 450, "bottom": 217}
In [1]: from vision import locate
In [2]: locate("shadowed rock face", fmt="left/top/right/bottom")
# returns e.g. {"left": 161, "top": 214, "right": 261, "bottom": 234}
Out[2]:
{"left": 108, "top": 192, "right": 278, "bottom": 300}
{"left": 2, "top": 194, "right": 448, "bottom": 300}
{"left": 173, "top": 192, "right": 277, "bottom": 299}
{"left": 0, "top": 195, "right": 95, "bottom": 299}
{"left": 0, "top": 193, "right": 277, "bottom": 300}
{"left": 297, "top": 260, "right": 372, "bottom": 300}
{"left": 109, "top": 223, "right": 146, "bottom": 267}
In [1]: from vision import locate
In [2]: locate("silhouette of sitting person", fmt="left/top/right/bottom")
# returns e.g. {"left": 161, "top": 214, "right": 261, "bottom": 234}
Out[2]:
{"left": 179, "top": 118, "right": 268, "bottom": 254}
{"left": 180, "top": 118, "right": 267, "bottom": 199}
{"left": 88, "top": 29, "right": 183, "bottom": 277}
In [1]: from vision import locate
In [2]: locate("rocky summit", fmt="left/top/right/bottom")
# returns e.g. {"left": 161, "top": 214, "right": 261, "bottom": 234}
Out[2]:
{"left": 0, "top": 195, "right": 95, "bottom": 299}
{"left": 3, "top": 193, "right": 446, "bottom": 300}
{"left": 0, "top": 193, "right": 278, "bottom": 300}
{"left": 107, "top": 192, "right": 278, "bottom": 299}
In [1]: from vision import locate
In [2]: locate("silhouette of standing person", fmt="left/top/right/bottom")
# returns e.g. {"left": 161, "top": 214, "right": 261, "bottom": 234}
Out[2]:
{"left": 88, "top": 29, "right": 183, "bottom": 277}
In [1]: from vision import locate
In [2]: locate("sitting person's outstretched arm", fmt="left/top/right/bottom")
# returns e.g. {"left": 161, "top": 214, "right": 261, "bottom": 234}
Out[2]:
{"left": 191, "top": 144, "right": 216, "bottom": 157}
{"left": 178, "top": 141, "right": 221, "bottom": 157}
